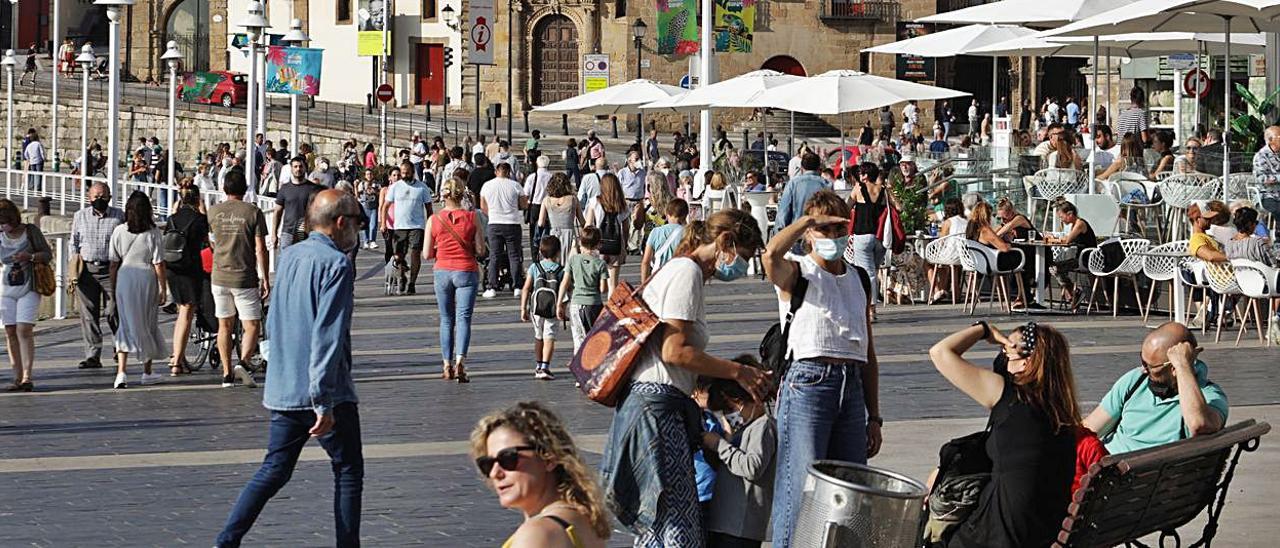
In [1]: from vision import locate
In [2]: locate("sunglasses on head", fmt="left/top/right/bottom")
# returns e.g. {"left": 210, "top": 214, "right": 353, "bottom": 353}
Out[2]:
{"left": 475, "top": 445, "right": 538, "bottom": 476}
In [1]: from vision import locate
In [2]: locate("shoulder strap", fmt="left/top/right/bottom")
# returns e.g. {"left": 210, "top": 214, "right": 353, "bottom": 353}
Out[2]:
{"left": 1121, "top": 372, "right": 1147, "bottom": 409}
{"left": 542, "top": 515, "right": 571, "bottom": 529}
{"left": 437, "top": 212, "right": 477, "bottom": 259}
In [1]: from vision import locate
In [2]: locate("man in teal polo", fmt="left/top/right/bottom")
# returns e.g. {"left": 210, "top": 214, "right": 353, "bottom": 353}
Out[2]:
{"left": 1084, "top": 322, "right": 1228, "bottom": 454}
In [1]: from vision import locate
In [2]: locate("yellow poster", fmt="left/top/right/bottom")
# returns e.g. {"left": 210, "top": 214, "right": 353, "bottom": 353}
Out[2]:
{"left": 357, "top": 32, "right": 386, "bottom": 56}
{"left": 585, "top": 77, "right": 609, "bottom": 93}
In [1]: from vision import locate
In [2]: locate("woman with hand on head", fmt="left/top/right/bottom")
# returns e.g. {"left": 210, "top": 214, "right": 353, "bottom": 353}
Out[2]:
{"left": 472, "top": 401, "right": 609, "bottom": 548}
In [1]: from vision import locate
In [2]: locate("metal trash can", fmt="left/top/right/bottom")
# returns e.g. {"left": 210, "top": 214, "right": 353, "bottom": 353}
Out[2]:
{"left": 791, "top": 460, "right": 927, "bottom": 548}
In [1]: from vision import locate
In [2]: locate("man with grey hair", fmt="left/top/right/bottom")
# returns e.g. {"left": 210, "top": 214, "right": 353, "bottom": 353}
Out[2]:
{"left": 1251, "top": 125, "right": 1280, "bottom": 224}
{"left": 71, "top": 182, "right": 124, "bottom": 369}
{"left": 524, "top": 152, "right": 553, "bottom": 256}
{"left": 217, "top": 189, "right": 364, "bottom": 547}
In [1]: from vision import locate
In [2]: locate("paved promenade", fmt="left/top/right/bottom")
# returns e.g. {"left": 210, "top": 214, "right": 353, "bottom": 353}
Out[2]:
{"left": 1, "top": 249, "right": 1276, "bottom": 546}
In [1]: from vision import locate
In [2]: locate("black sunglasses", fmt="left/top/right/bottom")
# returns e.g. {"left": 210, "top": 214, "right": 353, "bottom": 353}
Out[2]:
{"left": 476, "top": 445, "right": 538, "bottom": 476}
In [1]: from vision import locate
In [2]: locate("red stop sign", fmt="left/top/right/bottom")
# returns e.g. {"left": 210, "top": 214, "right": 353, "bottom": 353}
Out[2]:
{"left": 376, "top": 83, "right": 394, "bottom": 103}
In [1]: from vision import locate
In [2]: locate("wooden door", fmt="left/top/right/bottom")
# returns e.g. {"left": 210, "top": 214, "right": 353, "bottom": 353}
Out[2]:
{"left": 415, "top": 43, "right": 445, "bottom": 105}
{"left": 532, "top": 15, "right": 578, "bottom": 105}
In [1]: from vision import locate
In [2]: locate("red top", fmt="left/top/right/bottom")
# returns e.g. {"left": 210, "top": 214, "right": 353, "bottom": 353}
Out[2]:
{"left": 1073, "top": 426, "right": 1108, "bottom": 495}
{"left": 431, "top": 209, "right": 478, "bottom": 272}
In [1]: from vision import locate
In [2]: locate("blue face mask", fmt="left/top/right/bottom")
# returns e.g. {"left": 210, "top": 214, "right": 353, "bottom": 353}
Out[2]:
{"left": 812, "top": 235, "right": 849, "bottom": 261}
{"left": 714, "top": 250, "right": 750, "bottom": 282}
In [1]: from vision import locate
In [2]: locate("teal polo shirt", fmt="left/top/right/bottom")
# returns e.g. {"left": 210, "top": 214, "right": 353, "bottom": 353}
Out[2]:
{"left": 1098, "top": 361, "right": 1228, "bottom": 455}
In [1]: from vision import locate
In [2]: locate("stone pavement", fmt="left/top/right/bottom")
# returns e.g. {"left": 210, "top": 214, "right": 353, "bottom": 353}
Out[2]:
{"left": 1, "top": 248, "right": 1277, "bottom": 546}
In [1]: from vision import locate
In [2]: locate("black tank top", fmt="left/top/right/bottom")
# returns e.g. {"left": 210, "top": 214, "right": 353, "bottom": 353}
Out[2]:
{"left": 852, "top": 184, "right": 887, "bottom": 235}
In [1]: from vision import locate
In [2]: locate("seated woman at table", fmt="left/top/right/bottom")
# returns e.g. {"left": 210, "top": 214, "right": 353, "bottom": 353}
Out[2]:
{"left": 1148, "top": 130, "right": 1177, "bottom": 179}
{"left": 994, "top": 197, "right": 1033, "bottom": 242}
{"left": 1186, "top": 203, "right": 1230, "bottom": 325}
{"left": 966, "top": 202, "right": 1027, "bottom": 304}
{"left": 1047, "top": 128, "right": 1084, "bottom": 171}
{"left": 1226, "top": 207, "right": 1276, "bottom": 265}
{"left": 1043, "top": 201, "right": 1097, "bottom": 306}
{"left": 938, "top": 198, "right": 967, "bottom": 237}
{"left": 1096, "top": 133, "right": 1149, "bottom": 182}
{"left": 1173, "top": 137, "right": 1202, "bottom": 174}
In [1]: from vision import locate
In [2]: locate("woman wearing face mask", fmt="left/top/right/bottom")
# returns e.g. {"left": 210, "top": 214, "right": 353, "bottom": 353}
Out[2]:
{"left": 472, "top": 401, "right": 610, "bottom": 548}
{"left": 0, "top": 199, "right": 52, "bottom": 391}
{"left": 846, "top": 162, "right": 891, "bottom": 321}
{"left": 762, "top": 190, "right": 880, "bottom": 548}
{"left": 600, "top": 209, "right": 771, "bottom": 548}
{"left": 927, "top": 322, "right": 1078, "bottom": 547}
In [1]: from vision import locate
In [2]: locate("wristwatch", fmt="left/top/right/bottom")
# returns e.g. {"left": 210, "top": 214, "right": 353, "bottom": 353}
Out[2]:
{"left": 867, "top": 415, "right": 884, "bottom": 427}
{"left": 972, "top": 320, "right": 991, "bottom": 340}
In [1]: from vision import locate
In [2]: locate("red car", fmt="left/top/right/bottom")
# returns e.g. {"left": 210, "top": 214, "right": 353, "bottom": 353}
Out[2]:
{"left": 825, "top": 145, "right": 862, "bottom": 179}
{"left": 177, "top": 71, "right": 248, "bottom": 107}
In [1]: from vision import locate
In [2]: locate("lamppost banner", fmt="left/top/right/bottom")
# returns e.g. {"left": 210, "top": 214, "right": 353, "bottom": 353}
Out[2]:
{"left": 469, "top": 0, "right": 495, "bottom": 65}
{"left": 265, "top": 46, "right": 324, "bottom": 96}
{"left": 656, "top": 0, "right": 699, "bottom": 55}
{"left": 713, "top": 0, "right": 754, "bottom": 53}
{"left": 357, "top": 0, "right": 389, "bottom": 56}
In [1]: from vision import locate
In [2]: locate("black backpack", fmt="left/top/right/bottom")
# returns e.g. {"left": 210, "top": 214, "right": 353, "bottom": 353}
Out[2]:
{"left": 598, "top": 211, "right": 623, "bottom": 256}
{"left": 759, "top": 276, "right": 809, "bottom": 394}
{"left": 530, "top": 262, "right": 563, "bottom": 319}
{"left": 162, "top": 214, "right": 197, "bottom": 266}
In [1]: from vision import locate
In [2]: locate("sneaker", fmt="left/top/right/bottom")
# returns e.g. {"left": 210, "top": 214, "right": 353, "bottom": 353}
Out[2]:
{"left": 1269, "top": 321, "right": 1280, "bottom": 345}
{"left": 113, "top": 372, "right": 128, "bottom": 389}
{"left": 369, "top": 241, "right": 379, "bottom": 249}
{"left": 140, "top": 372, "right": 165, "bottom": 385}
{"left": 514, "top": 289, "right": 522, "bottom": 299}
{"left": 234, "top": 365, "right": 258, "bottom": 388}
{"left": 407, "top": 284, "right": 417, "bottom": 295}
{"left": 538, "top": 368, "right": 555, "bottom": 381}
{"left": 482, "top": 289, "right": 497, "bottom": 299}
{"left": 221, "top": 374, "right": 235, "bottom": 388}
{"left": 78, "top": 357, "right": 103, "bottom": 369}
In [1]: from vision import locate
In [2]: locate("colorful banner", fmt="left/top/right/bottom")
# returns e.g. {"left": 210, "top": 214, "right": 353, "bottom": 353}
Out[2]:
{"left": 469, "top": 0, "right": 495, "bottom": 65}
{"left": 713, "top": 0, "right": 754, "bottom": 53}
{"left": 357, "top": 0, "right": 390, "bottom": 56}
{"left": 179, "top": 72, "right": 225, "bottom": 103}
{"left": 656, "top": 0, "right": 699, "bottom": 56}
{"left": 265, "top": 46, "right": 323, "bottom": 96}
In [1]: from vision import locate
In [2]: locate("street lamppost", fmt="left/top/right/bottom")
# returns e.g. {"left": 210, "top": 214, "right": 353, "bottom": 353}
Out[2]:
{"left": 161, "top": 41, "right": 183, "bottom": 213}
{"left": 632, "top": 19, "right": 647, "bottom": 146}
{"left": 238, "top": 0, "right": 270, "bottom": 199}
{"left": 1, "top": 50, "right": 13, "bottom": 195}
{"left": 94, "top": 0, "right": 134, "bottom": 204}
{"left": 283, "top": 18, "right": 309, "bottom": 160}
{"left": 76, "top": 44, "right": 93, "bottom": 204}
{"left": 442, "top": 4, "right": 456, "bottom": 134}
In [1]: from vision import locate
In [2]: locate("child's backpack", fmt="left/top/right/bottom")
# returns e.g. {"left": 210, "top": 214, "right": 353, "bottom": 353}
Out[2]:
{"left": 530, "top": 262, "right": 563, "bottom": 319}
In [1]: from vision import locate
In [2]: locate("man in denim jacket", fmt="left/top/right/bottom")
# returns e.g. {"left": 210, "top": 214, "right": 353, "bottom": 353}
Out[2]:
{"left": 216, "top": 190, "right": 364, "bottom": 547}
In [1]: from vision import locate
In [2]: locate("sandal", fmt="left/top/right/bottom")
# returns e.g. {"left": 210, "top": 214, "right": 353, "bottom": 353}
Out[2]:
{"left": 455, "top": 366, "right": 470, "bottom": 384}
{"left": 442, "top": 363, "right": 455, "bottom": 380}
{"left": 4, "top": 382, "right": 24, "bottom": 392}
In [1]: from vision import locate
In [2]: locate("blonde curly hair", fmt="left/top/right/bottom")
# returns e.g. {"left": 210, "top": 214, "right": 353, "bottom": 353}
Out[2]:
{"left": 469, "top": 401, "right": 612, "bottom": 539}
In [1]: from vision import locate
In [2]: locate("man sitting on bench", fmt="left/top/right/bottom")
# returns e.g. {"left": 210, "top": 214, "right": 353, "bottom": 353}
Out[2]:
{"left": 1084, "top": 322, "right": 1228, "bottom": 454}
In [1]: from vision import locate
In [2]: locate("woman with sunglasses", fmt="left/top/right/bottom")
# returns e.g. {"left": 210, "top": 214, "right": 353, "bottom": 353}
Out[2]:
{"left": 1174, "top": 138, "right": 1202, "bottom": 174}
{"left": 471, "top": 402, "right": 609, "bottom": 548}
{"left": 927, "top": 322, "right": 1079, "bottom": 547}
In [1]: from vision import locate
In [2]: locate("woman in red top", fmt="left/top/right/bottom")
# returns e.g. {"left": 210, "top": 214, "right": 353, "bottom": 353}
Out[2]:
{"left": 363, "top": 143, "right": 377, "bottom": 170}
{"left": 425, "top": 177, "right": 487, "bottom": 383}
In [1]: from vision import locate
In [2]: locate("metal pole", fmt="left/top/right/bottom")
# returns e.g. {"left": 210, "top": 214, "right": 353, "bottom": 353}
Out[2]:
{"left": 51, "top": 0, "right": 60, "bottom": 173}
{"left": 81, "top": 56, "right": 88, "bottom": 203}
{"left": 1089, "top": 36, "right": 1098, "bottom": 187}
{"left": 168, "top": 61, "right": 176, "bottom": 212}
{"left": 698, "top": 0, "right": 713, "bottom": 170}
{"left": 636, "top": 37, "right": 643, "bottom": 146}
{"left": 506, "top": 0, "right": 512, "bottom": 144}
{"left": 5, "top": 66, "right": 11, "bottom": 193}
{"left": 442, "top": 58, "right": 449, "bottom": 133}
{"left": 789, "top": 111, "right": 794, "bottom": 154}
{"left": 1195, "top": 41, "right": 1203, "bottom": 131}
{"left": 1106, "top": 48, "right": 1112, "bottom": 126}
{"left": 107, "top": 7, "right": 122, "bottom": 201}
{"left": 474, "top": 63, "right": 480, "bottom": 139}
{"left": 246, "top": 33, "right": 257, "bottom": 197}
{"left": 1222, "top": 17, "right": 1232, "bottom": 178}
{"left": 257, "top": 36, "right": 266, "bottom": 140}
{"left": 381, "top": 0, "right": 390, "bottom": 163}
{"left": 1173, "top": 68, "right": 1182, "bottom": 143}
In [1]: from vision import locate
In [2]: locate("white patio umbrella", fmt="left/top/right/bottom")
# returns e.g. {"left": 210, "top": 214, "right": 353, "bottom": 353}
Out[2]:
{"left": 968, "top": 31, "right": 1265, "bottom": 56}
{"left": 917, "top": 0, "right": 1130, "bottom": 26}
{"left": 1043, "top": 0, "right": 1280, "bottom": 179}
{"left": 750, "top": 69, "right": 969, "bottom": 163}
{"left": 865, "top": 24, "right": 1037, "bottom": 134}
{"left": 532, "top": 79, "right": 686, "bottom": 115}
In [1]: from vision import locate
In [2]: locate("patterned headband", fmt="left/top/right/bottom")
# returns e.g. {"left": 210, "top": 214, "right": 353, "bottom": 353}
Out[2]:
{"left": 1018, "top": 322, "right": 1040, "bottom": 358}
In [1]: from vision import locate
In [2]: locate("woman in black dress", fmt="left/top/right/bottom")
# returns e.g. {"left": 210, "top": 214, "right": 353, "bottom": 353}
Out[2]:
{"left": 930, "top": 322, "right": 1079, "bottom": 547}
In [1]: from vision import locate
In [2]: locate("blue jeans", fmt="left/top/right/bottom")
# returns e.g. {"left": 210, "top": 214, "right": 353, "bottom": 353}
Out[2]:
{"left": 771, "top": 359, "right": 868, "bottom": 548}
{"left": 434, "top": 269, "right": 479, "bottom": 361}
{"left": 216, "top": 404, "right": 364, "bottom": 548}
{"left": 362, "top": 205, "right": 379, "bottom": 244}
{"left": 26, "top": 163, "right": 43, "bottom": 191}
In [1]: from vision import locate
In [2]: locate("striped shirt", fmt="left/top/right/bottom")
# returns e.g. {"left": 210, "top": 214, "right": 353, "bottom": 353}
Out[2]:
{"left": 71, "top": 206, "right": 125, "bottom": 262}
{"left": 1115, "top": 107, "right": 1148, "bottom": 138}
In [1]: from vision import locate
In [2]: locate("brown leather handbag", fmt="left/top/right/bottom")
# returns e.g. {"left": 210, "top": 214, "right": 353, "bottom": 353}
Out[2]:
{"left": 568, "top": 277, "right": 663, "bottom": 407}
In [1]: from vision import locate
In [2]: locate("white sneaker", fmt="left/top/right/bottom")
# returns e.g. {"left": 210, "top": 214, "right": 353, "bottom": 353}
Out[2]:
{"left": 536, "top": 368, "right": 555, "bottom": 381}
{"left": 369, "top": 241, "right": 379, "bottom": 249}
{"left": 482, "top": 289, "right": 497, "bottom": 299}
{"left": 113, "top": 372, "right": 128, "bottom": 389}
{"left": 514, "top": 289, "right": 522, "bottom": 299}
{"left": 140, "top": 372, "right": 165, "bottom": 385}
{"left": 234, "top": 365, "right": 258, "bottom": 388}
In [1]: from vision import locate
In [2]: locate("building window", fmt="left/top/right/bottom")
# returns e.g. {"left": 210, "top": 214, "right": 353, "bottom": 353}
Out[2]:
{"left": 615, "top": 0, "right": 626, "bottom": 17}
{"left": 337, "top": 0, "right": 352, "bottom": 24}
{"left": 859, "top": 52, "right": 870, "bottom": 73}
{"left": 421, "top": 0, "right": 437, "bottom": 21}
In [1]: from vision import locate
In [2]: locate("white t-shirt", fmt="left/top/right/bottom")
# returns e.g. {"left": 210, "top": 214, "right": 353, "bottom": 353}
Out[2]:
{"left": 479, "top": 177, "right": 526, "bottom": 225}
{"left": 524, "top": 169, "right": 552, "bottom": 205}
{"left": 631, "top": 257, "right": 706, "bottom": 394}
{"left": 471, "top": 143, "right": 485, "bottom": 156}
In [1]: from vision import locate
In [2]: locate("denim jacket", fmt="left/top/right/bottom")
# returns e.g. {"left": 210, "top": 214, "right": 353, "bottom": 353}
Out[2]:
{"left": 600, "top": 383, "right": 702, "bottom": 534}
{"left": 263, "top": 232, "right": 358, "bottom": 415}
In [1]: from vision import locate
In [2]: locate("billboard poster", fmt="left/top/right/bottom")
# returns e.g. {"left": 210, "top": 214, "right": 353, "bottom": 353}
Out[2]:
{"left": 656, "top": 0, "right": 699, "bottom": 56}
{"left": 713, "top": 0, "right": 754, "bottom": 53}
{"left": 265, "top": 46, "right": 324, "bottom": 96}
{"left": 469, "top": 0, "right": 495, "bottom": 65}
{"left": 179, "top": 71, "right": 226, "bottom": 102}
{"left": 357, "top": 0, "right": 390, "bottom": 56}
{"left": 583, "top": 53, "right": 609, "bottom": 93}
{"left": 895, "top": 22, "right": 934, "bottom": 82}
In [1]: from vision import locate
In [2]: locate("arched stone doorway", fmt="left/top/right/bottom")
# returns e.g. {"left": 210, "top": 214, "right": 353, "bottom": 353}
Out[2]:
{"left": 531, "top": 15, "right": 579, "bottom": 106}
{"left": 762, "top": 55, "right": 805, "bottom": 77}
{"left": 166, "top": 0, "right": 210, "bottom": 71}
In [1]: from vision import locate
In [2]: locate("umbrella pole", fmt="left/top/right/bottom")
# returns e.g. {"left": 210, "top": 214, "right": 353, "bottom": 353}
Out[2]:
{"left": 992, "top": 55, "right": 998, "bottom": 130}
{"left": 1195, "top": 41, "right": 1202, "bottom": 132}
{"left": 1222, "top": 16, "right": 1232, "bottom": 180}
{"left": 1089, "top": 36, "right": 1098, "bottom": 188}
{"left": 789, "top": 111, "right": 795, "bottom": 155}
{"left": 1106, "top": 48, "right": 1112, "bottom": 126}
{"left": 840, "top": 111, "right": 846, "bottom": 173}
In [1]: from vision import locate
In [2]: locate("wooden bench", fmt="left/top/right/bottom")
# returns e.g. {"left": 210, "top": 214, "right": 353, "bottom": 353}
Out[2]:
{"left": 1055, "top": 419, "right": 1271, "bottom": 548}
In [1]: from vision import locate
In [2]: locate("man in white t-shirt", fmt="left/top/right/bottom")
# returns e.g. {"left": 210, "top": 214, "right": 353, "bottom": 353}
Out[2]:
{"left": 524, "top": 153, "right": 553, "bottom": 256}
{"left": 471, "top": 135, "right": 487, "bottom": 157}
{"left": 385, "top": 165, "right": 434, "bottom": 294}
{"left": 577, "top": 157, "right": 610, "bottom": 209}
{"left": 409, "top": 132, "right": 428, "bottom": 181}
{"left": 1091, "top": 124, "right": 1117, "bottom": 172}
{"left": 479, "top": 162, "right": 528, "bottom": 298}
